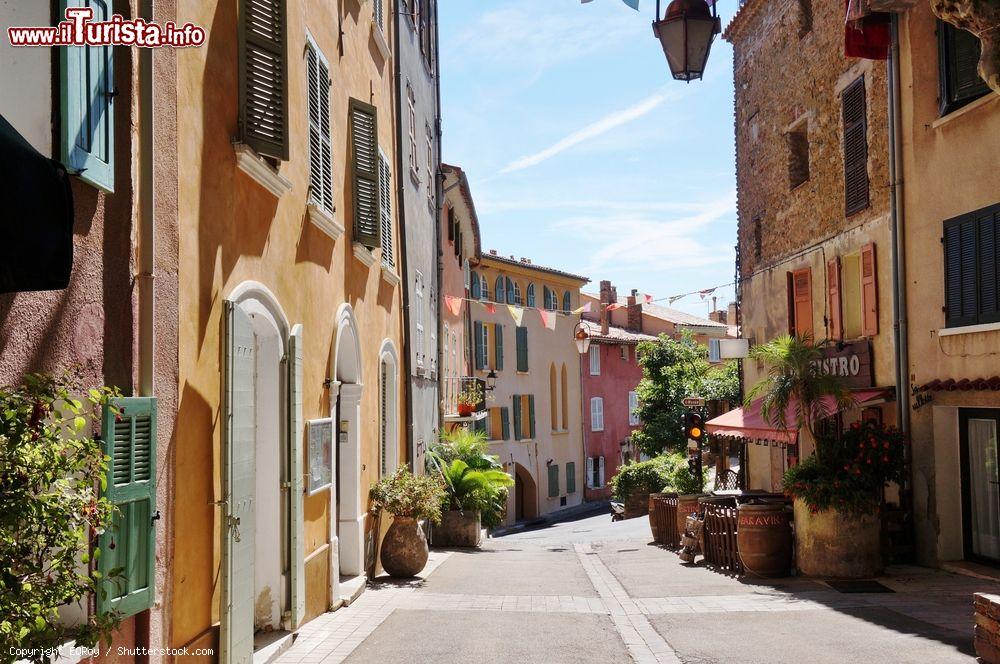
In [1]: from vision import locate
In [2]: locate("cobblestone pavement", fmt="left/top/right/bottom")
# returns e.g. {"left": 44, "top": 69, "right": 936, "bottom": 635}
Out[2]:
{"left": 274, "top": 512, "right": 996, "bottom": 664}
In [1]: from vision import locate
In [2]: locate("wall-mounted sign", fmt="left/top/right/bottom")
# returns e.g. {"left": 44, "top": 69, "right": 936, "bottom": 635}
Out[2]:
{"left": 307, "top": 418, "right": 333, "bottom": 495}
{"left": 814, "top": 340, "right": 874, "bottom": 389}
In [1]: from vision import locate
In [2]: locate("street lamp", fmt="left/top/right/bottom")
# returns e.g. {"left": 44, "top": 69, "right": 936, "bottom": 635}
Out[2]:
{"left": 573, "top": 322, "right": 592, "bottom": 355}
{"left": 486, "top": 369, "right": 498, "bottom": 392}
{"left": 653, "top": 0, "right": 721, "bottom": 82}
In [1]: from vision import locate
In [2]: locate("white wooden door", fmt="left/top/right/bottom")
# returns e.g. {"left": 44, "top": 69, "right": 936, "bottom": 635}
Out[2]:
{"left": 222, "top": 302, "right": 256, "bottom": 664}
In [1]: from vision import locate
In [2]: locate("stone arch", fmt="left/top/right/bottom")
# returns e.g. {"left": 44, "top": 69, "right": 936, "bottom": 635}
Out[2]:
{"left": 512, "top": 462, "right": 538, "bottom": 522}
{"left": 378, "top": 339, "right": 400, "bottom": 476}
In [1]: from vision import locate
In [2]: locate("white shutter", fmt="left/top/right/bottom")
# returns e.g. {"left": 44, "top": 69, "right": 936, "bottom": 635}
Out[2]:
{"left": 589, "top": 346, "right": 600, "bottom": 375}
{"left": 379, "top": 150, "right": 393, "bottom": 268}
{"left": 708, "top": 338, "right": 722, "bottom": 363}
{"left": 307, "top": 44, "right": 333, "bottom": 212}
{"left": 599, "top": 456, "right": 606, "bottom": 488}
{"left": 415, "top": 272, "right": 425, "bottom": 369}
{"left": 586, "top": 457, "right": 594, "bottom": 488}
{"left": 222, "top": 302, "right": 256, "bottom": 664}
{"left": 288, "top": 325, "right": 305, "bottom": 628}
{"left": 629, "top": 391, "right": 640, "bottom": 426}
{"left": 591, "top": 397, "right": 604, "bottom": 432}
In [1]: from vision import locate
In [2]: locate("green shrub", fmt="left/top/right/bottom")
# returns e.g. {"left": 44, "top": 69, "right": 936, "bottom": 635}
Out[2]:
{"left": 664, "top": 453, "right": 705, "bottom": 495}
{"left": 426, "top": 428, "right": 511, "bottom": 528}
{"left": 369, "top": 468, "right": 447, "bottom": 525}
{"left": 609, "top": 457, "right": 674, "bottom": 502}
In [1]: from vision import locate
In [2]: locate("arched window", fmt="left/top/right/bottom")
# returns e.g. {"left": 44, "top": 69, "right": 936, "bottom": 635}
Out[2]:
{"left": 513, "top": 281, "right": 523, "bottom": 306}
{"left": 495, "top": 276, "right": 506, "bottom": 304}
{"left": 561, "top": 364, "right": 569, "bottom": 430}
{"left": 480, "top": 273, "right": 490, "bottom": 301}
{"left": 543, "top": 286, "right": 553, "bottom": 310}
{"left": 549, "top": 364, "right": 558, "bottom": 431}
{"left": 562, "top": 291, "right": 572, "bottom": 313}
{"left": 470, "top": 271, "right": 481, "bottom": 299}
{"left": 526, "top": 283, "right": 536, "bottom": 308}
{"left": 506, "top": 277, "right": 515, "bottom": 304}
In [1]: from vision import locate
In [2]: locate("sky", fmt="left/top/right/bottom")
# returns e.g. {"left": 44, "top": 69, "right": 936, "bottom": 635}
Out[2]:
{"left": 438, "top": 0, "right": 739, "bottom": 319}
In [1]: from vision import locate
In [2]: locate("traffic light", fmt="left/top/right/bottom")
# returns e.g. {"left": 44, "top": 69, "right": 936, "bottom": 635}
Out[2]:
{"left": 688, "top": 454, "right": 700, "bottom": 477}
{"left": 682, "top": 411, "right": 706, "bottom": 442}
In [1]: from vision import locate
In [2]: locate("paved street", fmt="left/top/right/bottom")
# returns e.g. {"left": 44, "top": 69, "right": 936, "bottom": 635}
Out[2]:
{"left": 272, "top": 510, "right": 994, "bottom": 664}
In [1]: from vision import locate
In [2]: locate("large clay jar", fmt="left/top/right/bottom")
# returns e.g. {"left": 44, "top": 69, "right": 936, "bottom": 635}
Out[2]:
{"left": 793, "top": 498, "right": 881, "bottom": 578}
{"left": 380, "top": 516, "right": 429, "bottom": 577}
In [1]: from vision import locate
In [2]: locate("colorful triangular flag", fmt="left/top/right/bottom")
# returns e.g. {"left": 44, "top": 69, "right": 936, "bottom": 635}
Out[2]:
{"left": 508, "top": 305, "right": 524, "bottom": 326}
{"left": 539, "top": 309, "right": 557, "bottom": 331}
{"left": 644, "top": 294, "right": 654, "bottom": 305}
{"left": 484, "top": 303, "right": 497, "bottom": 314}
{"left": 572, "top": 302, "right": 593, "bottom": 315}
{"left": 607, "top": 303, "right": 625, "bottom": 311}
{"left": 444, "top": 295, "right": 463, "bottom": 317}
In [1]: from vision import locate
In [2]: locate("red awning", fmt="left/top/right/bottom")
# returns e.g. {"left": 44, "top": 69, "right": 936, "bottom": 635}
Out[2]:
{"left": 705, "top": 388, "right": 889, "bottom": 444}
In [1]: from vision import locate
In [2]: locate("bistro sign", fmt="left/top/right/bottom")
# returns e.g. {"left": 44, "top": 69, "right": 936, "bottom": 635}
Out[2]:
{"left": 812, "top": 340, "right": 874, "bottom": 389}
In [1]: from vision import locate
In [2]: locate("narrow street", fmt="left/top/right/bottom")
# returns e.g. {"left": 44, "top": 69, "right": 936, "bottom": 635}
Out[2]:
{"left": 274, "top": 510, "right": 985, "bottom": 664}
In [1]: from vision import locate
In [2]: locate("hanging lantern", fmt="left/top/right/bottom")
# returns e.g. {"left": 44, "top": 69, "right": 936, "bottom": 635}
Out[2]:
{"left": 653, "top": 0, "right": 722, "bottom": 82}
{"left": 574, "top": 322, "right": 592, "bottom": 355}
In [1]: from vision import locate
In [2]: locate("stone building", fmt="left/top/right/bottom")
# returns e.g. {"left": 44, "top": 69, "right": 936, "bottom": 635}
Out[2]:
{"left": 396, "top": 0, "right": 441, "bottom": 473}
{"left": 723, "top": 0, "right": 899, "bottom": 492}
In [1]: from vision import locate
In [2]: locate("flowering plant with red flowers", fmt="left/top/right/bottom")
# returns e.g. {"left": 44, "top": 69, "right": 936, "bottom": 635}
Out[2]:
{"left": 782, "top": 420, "right": 908, "bottom": 516}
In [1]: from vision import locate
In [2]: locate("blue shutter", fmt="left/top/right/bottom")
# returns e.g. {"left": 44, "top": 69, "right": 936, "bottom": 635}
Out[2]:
{"left": 501, "top": 407, "right": 510, "bottom": 440}
{"left": 471, "top": 271, "right": 481, "bottom": 299}
{"left": 98, "top": 397, "right": 156, "bottom": 618}
{"left": 562, "top": 292, "right": 571, "bottom": 312}
{"left": 526, "top": 284, "right": 536, "bottom": 308}
{"left": 566, "top": 462, "right": 576, "bottom": 494}
{"left": 60, "top": 0, "right": 114, "bottom": 192}
{"left": 495, "top": 324, "right": 504, "bottom": 371}
{"left": 495, "top": 276, "right": 505, "bottom": 304}
{"left": 512, "top": 395, "right": 521, "bottom": 441}
{"left": 516, "top": 327, "right": 529, "bottom": 372}
{"left": 506, "top": 277, "right": 515, "bottom": 303}
{"left": 548, "top": 464, "right": 559, "bottom": 498}
{"left": 474, "top": 321, "right": 485, "bottom": 370}
{"left": 528, "top": 395, "right": 536, "bottom": 439}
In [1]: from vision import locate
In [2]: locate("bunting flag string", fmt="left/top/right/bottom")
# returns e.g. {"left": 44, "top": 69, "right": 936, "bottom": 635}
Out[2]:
{"left": 572, "top": 302, "right": 593, "bottom": 315}
{"left": 444, "top": 295, "right": 463, "bottom": 317}
{"left": 539, "top": 309, "right": 557, "bottom": 331}
{"left": 508, "top": 305, "right": 524, "bottom": 326}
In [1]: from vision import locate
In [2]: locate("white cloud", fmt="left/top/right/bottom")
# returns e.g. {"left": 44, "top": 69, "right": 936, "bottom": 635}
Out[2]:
{"left": 498, "top": 90, "right": 674, "bottom": 174}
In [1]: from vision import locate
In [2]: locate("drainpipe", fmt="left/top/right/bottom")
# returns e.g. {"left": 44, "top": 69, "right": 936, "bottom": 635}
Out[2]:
{"left": 432, "top": 0, "right": 444, "bottom": 455}
{"left": 138, "top": 0, "right": 155, "bottom": 398}
{"left": 888, "top": 15, "right": 910, "bottom": 435}
{"left": 392, "top": 0, "right": 416, "bottom": 472}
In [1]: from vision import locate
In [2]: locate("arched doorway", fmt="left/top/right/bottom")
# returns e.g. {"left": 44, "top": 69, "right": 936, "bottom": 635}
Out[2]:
{"left": 332, "top": 304, "right": 364, "bottom": 585}
{"left": 512, "top": 463, "right": 538, "bottom": 523}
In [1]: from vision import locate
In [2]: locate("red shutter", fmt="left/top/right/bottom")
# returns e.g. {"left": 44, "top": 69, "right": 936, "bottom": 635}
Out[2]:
{"left": 793, "top": 268, "right": 813, "bottom": 339}
{"left": 827, "top": 257, "right": 843, "bottom": 341}
{"left": 861, "top": 243, "right": 879, "bottom": 336}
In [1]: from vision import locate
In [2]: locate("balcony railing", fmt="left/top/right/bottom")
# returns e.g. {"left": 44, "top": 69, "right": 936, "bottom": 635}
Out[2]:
{"left": 442, "top": 376, "right": 486, "bottom": 418}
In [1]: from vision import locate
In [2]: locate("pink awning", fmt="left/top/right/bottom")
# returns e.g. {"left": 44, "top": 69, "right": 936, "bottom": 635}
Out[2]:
{"left": 705, "top": 388, "right": 889, "bottom": 444}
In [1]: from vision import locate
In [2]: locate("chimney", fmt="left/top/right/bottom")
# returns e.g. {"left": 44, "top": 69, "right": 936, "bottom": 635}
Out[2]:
{"left": 627, "top": 289, "right": 642, "bottom": 332}
{"left": 709, "top": 310, "right": 727, "bottom": 324}
{"left": 728, "top": 301, "right": 738, "bottom": 327}
{"left": 599, "top": 280, "right": 612, "bottom": 336}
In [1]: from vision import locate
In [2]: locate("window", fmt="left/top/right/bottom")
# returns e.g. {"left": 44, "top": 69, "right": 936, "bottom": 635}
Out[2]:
{"left": 589, "top": 345, "right": 601, "bottom": 375}
{"left": 787, "top": 267, "right": 813, "bottom": 339}
{"left": 944, "top": 204, "right": 1000, "bottom": 328}
{"left": 543, "top": 286, "right": 557, "bottom": 310}
{"left": 61, "top": 0, "right": 115, "bottom": 191}
{"left": 516, "top": 326, "right": 529, "bottom": 372}
{"left": 474, "top": 322, "right": 503, "bottom": 370}
{"left": 306, "top": 42, "right": 333, "bottom": 212}
{"left": 426, "top": 125, "right": 434, "bottom": 209}
{"left": 463, "top": 260, "right": 470, "bottom": 291}
{"left": 587, "top": 456, "right": 606, "bottom": 488}
{"left": 787, "top": 123, "right": 809, "bottom": 189}
{"left": 415, "top": 272, "right": 425, "bottom": 368}
{"left": 566, "top": 462, "right": 576, "bottom": 494}
{"left": 470, "top": 270, "right": 481, "bottom": 299}
{"left": 447, "top": 205, "right": 455, "bottom": 243}
{"left": 238, "top": 0, "right": 289, "bottom": 162}
{"left": 562, "top": 291, "right": 572, "bottom": 313}
{"left": 480, "top": 273, "right": 490, "bottom": 301}
{"left": 378, "top": 149, "right": 394, "bottom": 268}
{"left": 526, "top": 283, "right": 536, "bottom": 308}
{"left": 495, "top": 276, "right": 506, "bottom": 304}
{"left": 591, "top": 397, "right": 604, "bottom": 432}
{"left": 629, "top": 391, "right": 640, "bottom": 426}
{"left": 842, "top": 76, "right": 869, "bottom": 216}
{"left": 620, "top": 346, "right": 628, "bottom": 361}
{"left": 349, "top": 98, "right": 380, "bottom": 249}
{"left": 506, "top": 277, "right": 516, "bottom": 304}
{"left": 513, "top": 281, "right": 523, "bottom": 306}
{"left": 548, "top": 464, "right": 560, "bottom": 498}
{"left": 830, "top": 244, "right": 879, "bottom": 339}
{"left": 550, "top": 365, "right": 558, "bottom": 430}
{"left": 488, "top": 407, "right": 510, "bottom": 441}
{"left": 512, "top": 394, "right": 535, "bottom": 440}
{"left": 419, "top": 0, "right": 433, "bottom": 67}
{"left": 938, "top": 21, "right": 990, "bottom": 115}
{"left": 407, "top": 84, "right": 418, "bottom": 177}
{"left": 560, "top": 364, "right": 569, "bottom": 430}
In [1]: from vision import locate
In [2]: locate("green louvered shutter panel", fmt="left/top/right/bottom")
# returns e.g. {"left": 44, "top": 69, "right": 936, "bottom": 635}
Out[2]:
{"left": 350, "top": 98, "right": 380, "bottom": 249}
{"left": 512, "top": 395, "right": 521, "bottom": 441}
{"left": 238, "top": 0, "right": 288, "bottom": 160}
{"left": 516, "top": 327, "right": 528, "bottom": 372}
{"left": 474, "top": 321, "right": 485, "bottom": 370}
{"left": 501, "top": 407, "right": 510, "bottom": 440}
{"left": 471, "top": 271, "right": 481, "bottom": 299}
{"left": 528, "top": 395, "right": 536, "bottom": 439}
{"left": 495, "top": 325, "right": 504, "bottom": 371}
{"left": 548, "top": 464, "right": 559, "bottom": 498}
{"left": 98, "top": 397, "right": 156, "bottom": 618}
{"left": 60, "top": 0, "right": 114, "bottom": 192}
{"left": 566, "top": 462, "right": 576, "bottom": 494}
{"left": 288, "top": 325, "right": 305, "bottom": 628}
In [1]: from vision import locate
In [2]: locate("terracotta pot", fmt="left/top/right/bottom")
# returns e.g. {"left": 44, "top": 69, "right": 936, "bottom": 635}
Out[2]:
{"left": 793, "top": 498, "right": 881, "bottom": 578}
{"left": 458, "top": 403, "right": 474, "bottom": 417}
{"left": 432, "top": 510, "right": 482, "bottom": 547}
{"left": 624, "top": 491, "right": 650, "bottom": 519}
{"left": 380, "top": 516, "right": 429, "bottom": 577}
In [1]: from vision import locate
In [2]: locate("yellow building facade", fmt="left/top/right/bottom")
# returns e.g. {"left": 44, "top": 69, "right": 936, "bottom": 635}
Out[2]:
{"left": 171, "top": 0, "right": 405, "bottom": 659}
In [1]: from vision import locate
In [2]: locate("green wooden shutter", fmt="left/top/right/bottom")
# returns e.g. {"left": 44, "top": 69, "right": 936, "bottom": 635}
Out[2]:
{"left": 98, "top": 397, "right": 156, "bottom": 618}
{"left": 516, "top": 327, "right": 528, "bottom": 372}
{"left": 495, "top": 324, "right": 504, "bottom": 371}
{"left": 288, "top": 324, "right": 305, "bottom": 628}
{"left": 566, "top": 462, "right": 576, "bottom": 494}
{"left": 548, "top": 464, "right": 559, "bottom": 498}
{"left": 528, "top": 395, "right": 536, "bottom": 439}
{"left": 474, "top": 321, "right": 485, "bottom": 370}
{"left": 471, "top": 271, "right": 481, "bottom": 299}
{"left": 60, "top": 0, "right": 114, "bottom": 192}
{"left": 238, "top": 0, "right": 289, "bottom": 160}
{"left": 512, "top": 395, "right": 521, "bottom": 441}
{"left": 501, "top": 407, "right": 510, "bottom": 440}
{"left": 349, "top": 98, "right": 380, "bottom": 248}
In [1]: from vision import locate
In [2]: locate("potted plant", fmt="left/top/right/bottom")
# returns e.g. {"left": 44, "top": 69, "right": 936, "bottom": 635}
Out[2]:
{"left": 426, "top": 429, "right": 513, "bottom": 546}
{"left": 369, "top": 468, "right": 446, "bottom": 577}
{"left": 747, "top": 335, "right": 903, "bottom": 577}
{"left": 609, "top": 456, "right": 675, "bottom": 519}
{"left": 456, "top": 382, "right": 484, "bottom": 417}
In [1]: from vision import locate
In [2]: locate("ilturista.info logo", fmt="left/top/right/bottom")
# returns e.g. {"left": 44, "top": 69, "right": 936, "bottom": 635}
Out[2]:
{"left": 7, "top": 7, "right": 205, "bottom": 48}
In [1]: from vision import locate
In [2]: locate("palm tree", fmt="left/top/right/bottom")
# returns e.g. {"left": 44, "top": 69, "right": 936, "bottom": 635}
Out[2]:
{"left": 746, "top": 335, "right": 854, "bottom": 462}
